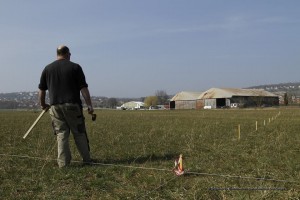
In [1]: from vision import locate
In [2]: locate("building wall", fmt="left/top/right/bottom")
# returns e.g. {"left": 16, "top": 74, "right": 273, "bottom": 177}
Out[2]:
{"left": 196, "top": 99, "right": 204, "bottom": 109}
{"left": 226, "top": 99, "right": 231, "bottom": 107}
{"left": 204, "top": 99, "right": 217, "bottom": 109}
{"left": 171, "top": 96, "right": 279, "bottom": 110}
{"left": 201, "top": 96, "right": 279, "bottom": 109}
{"left": 261, "top": 97, "right": 279, "bottom": 106}
{"left": 230, "top": 96, "right": 279, "bottom": 107}
{"left": 174, "top": 100, "right": 196, "bottom": 109}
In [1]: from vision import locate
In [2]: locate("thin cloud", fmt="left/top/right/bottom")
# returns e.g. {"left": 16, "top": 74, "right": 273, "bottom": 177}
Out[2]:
{"left": 257, "top": 16, "right": 292, "bottom": 24}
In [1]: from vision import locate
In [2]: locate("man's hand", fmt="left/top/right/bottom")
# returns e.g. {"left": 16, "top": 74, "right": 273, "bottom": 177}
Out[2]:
{"left": 87, "top": 105, "right": 94, "bottom": 114}
{"left": 41, "top": 104, "right": 50, "bottom": 111}
{"left": 87, "top": 106, "right": 96, "bottom": 121}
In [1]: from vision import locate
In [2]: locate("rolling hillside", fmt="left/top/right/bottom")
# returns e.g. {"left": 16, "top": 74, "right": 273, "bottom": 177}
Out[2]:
{"left": 1, "top": 82, "right": 300, "bottom": 109}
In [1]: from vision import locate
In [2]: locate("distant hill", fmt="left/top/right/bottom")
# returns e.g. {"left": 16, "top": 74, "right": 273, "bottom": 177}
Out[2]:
{"left": 1, "top": 82, "right": 300, "bottom": 109}
{"left": 247, "top": 82, "right": 300, "bottom": 96}
{"left": 0, "top": 91, "right": 144, "bottom": 109}
{"left": 0, "top": 91, "right": 39, "bottom": 109}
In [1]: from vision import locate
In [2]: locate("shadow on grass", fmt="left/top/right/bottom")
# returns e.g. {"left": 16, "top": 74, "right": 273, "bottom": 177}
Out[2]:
{"left": 101, "top": 153, "right": 180, "bottom": 165}
{"left": 66, "top": 153, "right": 181, "bottom": 168}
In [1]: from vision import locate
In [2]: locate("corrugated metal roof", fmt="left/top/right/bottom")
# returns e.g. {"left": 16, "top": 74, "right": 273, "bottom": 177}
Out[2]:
{"left": 170, "top": 91, "right": 203, "bottom": 101}
{"left": 171, "top": 88, "right": 278, "bottom": 101}
{"left": 198, "top": 88, "right": 278, "bottom": 99}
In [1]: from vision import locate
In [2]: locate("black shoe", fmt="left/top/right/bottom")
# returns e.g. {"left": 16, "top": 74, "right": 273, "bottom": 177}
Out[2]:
{"left": 82, "top": 159, "right": 97, "bottom": 166}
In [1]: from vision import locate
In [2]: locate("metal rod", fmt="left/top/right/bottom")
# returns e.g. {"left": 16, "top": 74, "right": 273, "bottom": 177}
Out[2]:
{"left": 23, "top": 109, "right": 47, "bottom": 139}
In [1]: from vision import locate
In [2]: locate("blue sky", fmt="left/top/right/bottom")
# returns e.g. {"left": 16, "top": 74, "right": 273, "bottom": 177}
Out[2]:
{"left": 0, "top": 1, "right": 299, "bottom": 98}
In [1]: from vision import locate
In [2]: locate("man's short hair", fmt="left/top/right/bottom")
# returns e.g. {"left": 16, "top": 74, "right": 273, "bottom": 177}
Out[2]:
{"left": 57, "top": 46, "right": 70, "bottom": 56}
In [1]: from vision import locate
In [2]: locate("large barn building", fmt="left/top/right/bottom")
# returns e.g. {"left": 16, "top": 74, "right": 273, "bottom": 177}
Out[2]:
{"left": 170, "top": 88, "right": 279, "bottom": 109}
{"left": 169, "top": 91, "right": 203, "bottom": 109}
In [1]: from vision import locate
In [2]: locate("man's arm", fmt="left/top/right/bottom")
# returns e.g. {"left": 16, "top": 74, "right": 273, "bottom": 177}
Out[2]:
{"left": 81, "top": 87, "right": 94, "bottom": 114}
{"left": 39, "top": 89, "right": 49, "bottom": 110}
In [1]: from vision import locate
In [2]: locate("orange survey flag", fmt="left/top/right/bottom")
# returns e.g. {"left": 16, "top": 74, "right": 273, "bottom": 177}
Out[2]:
{"left": 173, "top": 154, "right": 184, "bottom": 176}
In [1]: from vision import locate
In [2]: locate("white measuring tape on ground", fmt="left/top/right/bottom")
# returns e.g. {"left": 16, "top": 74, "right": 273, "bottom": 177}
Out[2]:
{"left": 0, "top": 153, "right": 298, "bottom": 184}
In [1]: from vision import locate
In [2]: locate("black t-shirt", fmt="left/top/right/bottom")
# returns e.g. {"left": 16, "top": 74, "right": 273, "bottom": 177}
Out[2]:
{"left": 38, "top": 59, "right": 88, "bottom": 105}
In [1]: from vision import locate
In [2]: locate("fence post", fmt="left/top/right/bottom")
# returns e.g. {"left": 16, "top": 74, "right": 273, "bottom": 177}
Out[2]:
{"left": 238, "top": 124, "right": 241, "bottom": 140}
{"left": 256, "top": 121, "right": 258, "bottom": 131}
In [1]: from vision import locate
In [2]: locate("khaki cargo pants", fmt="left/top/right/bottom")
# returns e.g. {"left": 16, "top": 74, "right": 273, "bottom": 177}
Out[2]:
{"left": 49, "top": 103, "right": 91, "bottom": 168}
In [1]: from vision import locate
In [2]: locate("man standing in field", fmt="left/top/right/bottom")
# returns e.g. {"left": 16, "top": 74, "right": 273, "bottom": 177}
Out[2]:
{"left": 38, "top": 45, "right": 94, "bottom": 168}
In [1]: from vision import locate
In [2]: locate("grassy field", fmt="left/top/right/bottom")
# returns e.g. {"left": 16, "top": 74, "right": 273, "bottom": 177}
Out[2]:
{"left": 0, "top": 108, "right": 299, "bottom": 199}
